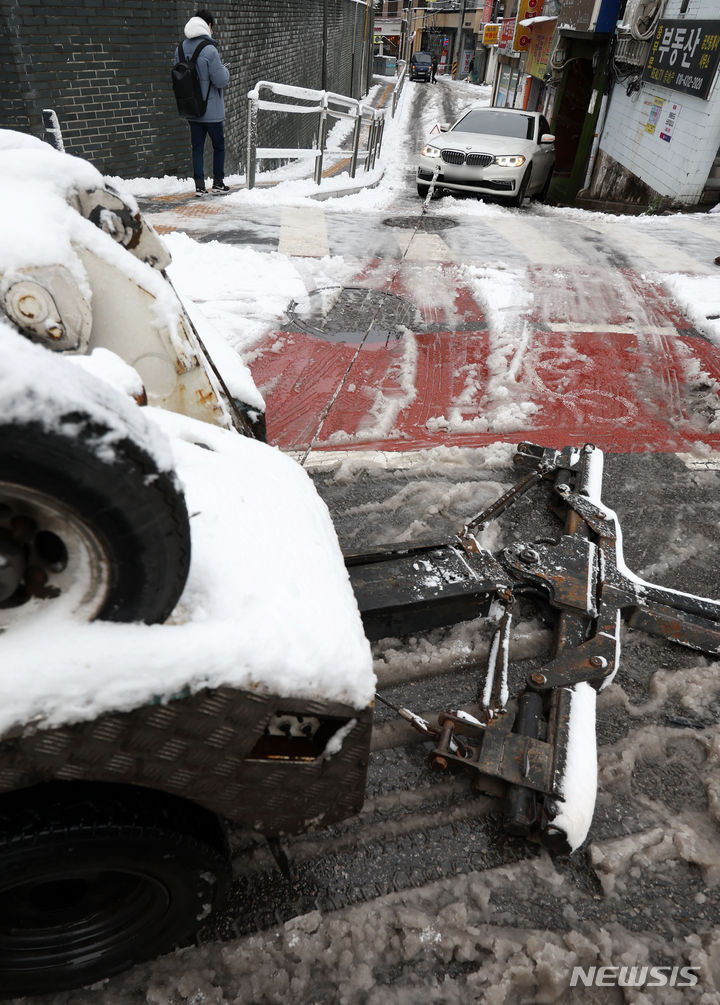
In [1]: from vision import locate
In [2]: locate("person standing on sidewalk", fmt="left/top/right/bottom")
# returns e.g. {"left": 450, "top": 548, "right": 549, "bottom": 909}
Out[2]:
{"left": 177, "top": 10, "right": 230, "bottom": 195}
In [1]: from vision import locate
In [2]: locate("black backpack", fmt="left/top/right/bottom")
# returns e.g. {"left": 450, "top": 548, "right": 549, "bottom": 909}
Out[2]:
{"left": 172, "top": 37, "right": 213, "bottom": 119}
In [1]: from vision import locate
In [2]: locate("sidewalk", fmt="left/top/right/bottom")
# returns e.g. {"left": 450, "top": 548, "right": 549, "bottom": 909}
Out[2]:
{"left": 141, "top": 76, "right": 397, "bottom": 220}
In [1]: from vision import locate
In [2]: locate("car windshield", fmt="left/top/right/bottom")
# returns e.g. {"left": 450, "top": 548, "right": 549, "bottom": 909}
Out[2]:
{"left": 413, "top": 54, "right": 432, "bottom": 64}
{"left": 453, "top": 110, "right": 535, "bottom": 141}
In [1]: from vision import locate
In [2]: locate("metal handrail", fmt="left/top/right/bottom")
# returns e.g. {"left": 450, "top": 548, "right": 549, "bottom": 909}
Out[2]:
{"left": 391, "top": 60, "right": 407, "bottom": 117}
{"left": 246, "top": 81, "right": 386, "bottom": 189}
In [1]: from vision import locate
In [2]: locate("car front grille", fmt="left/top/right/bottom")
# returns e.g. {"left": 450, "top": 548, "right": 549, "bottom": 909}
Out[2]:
{"left": 466, "top": 153, "right": 493, "bottom": 168}
{"left": 441, "top": 150, "right": 494, "bottom": 167}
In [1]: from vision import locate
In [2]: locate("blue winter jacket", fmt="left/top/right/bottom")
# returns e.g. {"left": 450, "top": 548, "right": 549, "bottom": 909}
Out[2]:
{"left": 178, "top": 18, "right": 230, "bottom": 123}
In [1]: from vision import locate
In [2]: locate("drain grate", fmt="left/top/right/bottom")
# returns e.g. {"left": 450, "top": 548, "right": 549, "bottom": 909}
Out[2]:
{"left": 286, "top": 286, "right": 422, "bottom": 344}
{"left": 382, "top": 216, "right": 458, "bottom": 232}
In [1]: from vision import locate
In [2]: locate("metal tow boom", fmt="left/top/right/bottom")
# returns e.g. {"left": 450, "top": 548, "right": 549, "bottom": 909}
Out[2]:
{"left": 346, "top": 442, "right": 720, "bottom": 851}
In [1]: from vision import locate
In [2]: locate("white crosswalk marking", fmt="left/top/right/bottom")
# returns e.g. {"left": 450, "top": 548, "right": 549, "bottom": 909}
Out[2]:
{"left": 585, "top": 220, "right": 715, "bottom": 274}
{"left": 670, "top": 218, "right": 720, "bottom": 242}
{"left": 394, "top": 231, "right": 455, "bottom": 261}
{"left": 481, "top": 216, "right": 585, "bottom": 266}
{"left": 278, "top": 205, "right": 330, "bottom": 257}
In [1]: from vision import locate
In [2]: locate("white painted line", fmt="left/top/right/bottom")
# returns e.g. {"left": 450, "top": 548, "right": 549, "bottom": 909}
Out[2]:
{"left": 287, "top": 443, "right": 515, "bottom": 470}
{"left": 394, "top": 231, "right": 455, "bottom": 261}
{"left": 287, "top": 448, "right": 438, "bottom": 470}
{"left": 668, "top": 218, "right": 720, "bottom": 243}
{"left": 482, "top": 216, "right": 585, "bottom": 266}
{"left": 677, "top": 451, "right": 720, "bottom": 470}
{"left": 585, "top": 221, "right": 714, "bottom": 274}
{"left": 278, "top": 205, "right": 330, "bottom": 257}
{"left": 549, "top": 323, "right": 678, "bottom": 335}
{"left": 291, "top": 445, "right": 718, "bottom": 472}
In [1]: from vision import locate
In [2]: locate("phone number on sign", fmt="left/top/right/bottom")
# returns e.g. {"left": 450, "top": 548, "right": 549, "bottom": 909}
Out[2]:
{"left": 675, "top": 73, "right": 704, "bottom": 89}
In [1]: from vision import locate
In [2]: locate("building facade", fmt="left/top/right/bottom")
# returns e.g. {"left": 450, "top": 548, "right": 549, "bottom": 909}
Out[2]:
{"left": 2, "top": 0, "right": 372, "bottom": 179}
{"left": 587, "top": 0, "right": 720, "bottom": 208}
{"left": 474, "top": 0, "right": 720, "bottom": 209}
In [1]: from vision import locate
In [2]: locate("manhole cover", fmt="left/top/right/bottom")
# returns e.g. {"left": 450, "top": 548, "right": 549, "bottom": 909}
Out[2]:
{"left": 382, "top": 216, "right": 458, "bottom": 232}
{"left": 286, "top": 287, "right": 422, "bottom": 343}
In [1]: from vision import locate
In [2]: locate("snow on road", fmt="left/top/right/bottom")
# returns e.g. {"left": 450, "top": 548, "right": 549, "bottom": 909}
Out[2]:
{"left": 11, "top": 72, "right": 720, "bottom": 1004}
{"left": 127, "top": 76, "right": 720, "bottom": 456}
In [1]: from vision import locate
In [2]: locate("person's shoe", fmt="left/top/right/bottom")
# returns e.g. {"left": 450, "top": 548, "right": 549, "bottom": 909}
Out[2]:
{"left": 212, "top": 179, "right": 230, "bottom": 193}
{"left": 195, "top": 180, "right": 207, "bottom": 197}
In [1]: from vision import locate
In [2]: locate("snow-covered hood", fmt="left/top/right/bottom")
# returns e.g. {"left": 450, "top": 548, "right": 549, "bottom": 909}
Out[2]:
{"left": 430, "top": 130, "right": 540, "bottom": 157}
{"left": 185, "top": 16, "right": 212, "bottom": 39}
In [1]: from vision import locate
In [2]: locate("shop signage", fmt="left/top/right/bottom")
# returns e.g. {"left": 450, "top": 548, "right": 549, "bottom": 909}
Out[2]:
{"left": 482, "top": 0, "right": 493, "bottom": 23}
{"left": 483, "top": 23, "right": 500, "bottom": 45}
{"left": 513, "top": 0, "right": 544, "bottom": 52}
{"left": 644, "top": 96, "right": 664, "bottom": 134}
{"left": 552, "top": 0, "right": 620, "bottom": 34}
{"left": 526, "top": 18, "right": 555, "bottom": 78}
{"left": 499, "top": 18, "right": 516, "bottom": 50}
{"left": 642, "top": 19, "right": 720, "bottom": 100}
{"left": 659, "top": 101, "right": 681, "bottom": 142}
{"left": 376, "top": 19, "right": 402, "bottom": 35}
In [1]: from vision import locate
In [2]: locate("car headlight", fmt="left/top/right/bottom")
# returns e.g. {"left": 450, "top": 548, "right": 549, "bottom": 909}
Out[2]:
{"left": 421, "top": 143, "right": 442, "bottom": 158}
{"left": 494, "top": 155, "right": 526, "bottom": 168}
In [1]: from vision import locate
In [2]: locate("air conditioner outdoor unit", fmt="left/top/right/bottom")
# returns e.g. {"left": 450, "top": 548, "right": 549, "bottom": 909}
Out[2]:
{"left": 622, "top": 0, "right": 662, "bottom": 41}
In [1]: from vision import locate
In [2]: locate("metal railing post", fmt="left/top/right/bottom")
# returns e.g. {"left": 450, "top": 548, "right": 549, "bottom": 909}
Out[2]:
{"left": 365, "top": 117, "right": 375, "bottom": 173}
{"left": 314, "top": 96, "right": 328, "bottom": 185}
{"left": 42, "top": 109, "right": 64, "bottom": 151}
{"left": 246, "top": 95, "right": 258, "bottom": 189}
{"left": 350, "top": 111, "right": 362, "bottom": 178}
{"left": 374, "top": 116, "right": 385, "bottom": 165}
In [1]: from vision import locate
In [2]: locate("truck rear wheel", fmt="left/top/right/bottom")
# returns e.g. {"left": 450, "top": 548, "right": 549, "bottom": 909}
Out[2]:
{"left": 0, "top": 783, "right": 231, "bottom": 997}
{"left": 0, "top": 406, "right": 190, "bottom": 626}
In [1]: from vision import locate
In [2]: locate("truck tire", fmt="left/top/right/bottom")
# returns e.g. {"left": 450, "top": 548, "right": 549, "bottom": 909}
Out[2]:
{"left": 0, "top": 408, "right": 191, "bottom": 626}
{"left": 0, "top": 783, "right": 231, "bottom": 997}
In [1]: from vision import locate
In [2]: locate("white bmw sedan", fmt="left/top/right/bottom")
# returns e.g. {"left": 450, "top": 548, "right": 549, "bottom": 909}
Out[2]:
{"left": 417, "top": 106, "right": 555, "bottom": 206}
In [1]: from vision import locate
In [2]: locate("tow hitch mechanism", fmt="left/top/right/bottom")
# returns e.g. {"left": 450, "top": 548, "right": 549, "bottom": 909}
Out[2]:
{"left": 348, "top": 443, "right": 720, "bottom": 852}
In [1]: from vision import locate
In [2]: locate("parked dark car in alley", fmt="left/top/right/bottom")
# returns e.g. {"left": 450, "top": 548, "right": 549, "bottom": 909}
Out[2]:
{"left": 409, "top": 51, "right": 433, "bottom": 81}
{"left": 417, "top": 106, "right": 555, "bottom": 206}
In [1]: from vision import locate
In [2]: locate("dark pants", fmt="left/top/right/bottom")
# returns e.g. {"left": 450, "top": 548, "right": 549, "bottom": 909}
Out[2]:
{"left": 189, "top": 120, "right": 225, "bottom": 181}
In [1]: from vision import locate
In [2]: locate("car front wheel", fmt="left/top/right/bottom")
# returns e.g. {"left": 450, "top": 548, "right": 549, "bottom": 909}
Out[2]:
{"left": 535, "top": 167, "right": 554, "bottom": 203}
{"left": 511, "top": 166, "right": 531, "bottom": 208}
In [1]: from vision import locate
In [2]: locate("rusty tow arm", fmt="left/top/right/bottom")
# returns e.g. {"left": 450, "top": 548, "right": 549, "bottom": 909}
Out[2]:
{"left": 346, "top": 443, "right": 720, "bottom": 851}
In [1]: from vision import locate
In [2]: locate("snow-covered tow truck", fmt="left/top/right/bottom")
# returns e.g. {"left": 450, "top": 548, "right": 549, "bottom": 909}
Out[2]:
{"left": 1, "top": 130, "right": 720, "bottom": 997}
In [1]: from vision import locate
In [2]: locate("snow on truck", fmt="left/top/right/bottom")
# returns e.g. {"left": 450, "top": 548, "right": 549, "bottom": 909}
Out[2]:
{"left": 2, "top": 130, "right": 720, "bottom": 997}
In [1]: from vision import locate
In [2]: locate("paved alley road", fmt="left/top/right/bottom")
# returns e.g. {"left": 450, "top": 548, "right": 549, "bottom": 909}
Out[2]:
{"left": 143, "top": 81, "right": 720, "bottom": 457}
{"left": 105, "top": 80, "right": 720, "bottom": 1005}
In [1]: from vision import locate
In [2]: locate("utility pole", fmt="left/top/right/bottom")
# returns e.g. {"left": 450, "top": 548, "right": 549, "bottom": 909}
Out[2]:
{"left": 322, "top": 0, "right": 328, "bottom": 90}
{"left": 451, "top": 0, "right": 467, "bottom": 77}
{"left": 405, "top": 2, "right": 414, "bottom": 63}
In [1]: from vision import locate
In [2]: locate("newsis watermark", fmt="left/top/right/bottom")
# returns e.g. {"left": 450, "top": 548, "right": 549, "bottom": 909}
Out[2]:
{"left": 570, "top": 965, "right": 701, "bottom": 989}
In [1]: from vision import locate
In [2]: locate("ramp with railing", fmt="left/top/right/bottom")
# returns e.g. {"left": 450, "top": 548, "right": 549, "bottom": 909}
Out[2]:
{"left": 245, "top": 65, "right": 406, "bottom": 189}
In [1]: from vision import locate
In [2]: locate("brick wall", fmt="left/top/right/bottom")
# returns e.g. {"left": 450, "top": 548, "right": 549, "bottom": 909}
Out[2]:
{"left": 1, "top": 0, "right": 371, "bottom": 179}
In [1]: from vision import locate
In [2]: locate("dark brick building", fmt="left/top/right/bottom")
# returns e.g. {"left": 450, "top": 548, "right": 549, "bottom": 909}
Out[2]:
{"left": 1, "top": 0, "right": 372, "bottom": 178}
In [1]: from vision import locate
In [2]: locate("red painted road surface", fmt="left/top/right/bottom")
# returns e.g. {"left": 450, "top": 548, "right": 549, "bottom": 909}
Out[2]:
{"left": 249, "top": 264, "right": 720, "bottom": 454}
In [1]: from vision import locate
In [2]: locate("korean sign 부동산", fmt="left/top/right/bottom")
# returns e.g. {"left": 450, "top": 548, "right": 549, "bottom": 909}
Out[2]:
{"left": 642, "top": 19, "right": 720, "bottom": 100}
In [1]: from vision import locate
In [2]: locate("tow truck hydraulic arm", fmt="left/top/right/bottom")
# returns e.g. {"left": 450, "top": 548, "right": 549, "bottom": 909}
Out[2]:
{"left": 346, "top": 443, "right": 720, "bottom": 852}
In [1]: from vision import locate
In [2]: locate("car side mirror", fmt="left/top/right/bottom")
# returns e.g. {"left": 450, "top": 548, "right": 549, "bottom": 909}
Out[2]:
{"left": 540, "top": 133, "right": 555, "bottom": 144}
{"left": 439, "top": 123, "right": 451, "bottom": 132}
